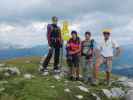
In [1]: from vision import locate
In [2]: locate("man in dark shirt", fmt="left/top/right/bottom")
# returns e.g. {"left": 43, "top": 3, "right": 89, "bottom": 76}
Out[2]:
{"left": 41, "top": 16, "right": 62, "bottom": 75}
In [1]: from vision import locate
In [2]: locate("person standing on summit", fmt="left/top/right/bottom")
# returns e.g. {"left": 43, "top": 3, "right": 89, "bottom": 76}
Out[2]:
{"left": 94, "top": 29, "right": 121, "bottom": 85}
{"left": 41, "top": 16, "right": 62, "bottom": 75}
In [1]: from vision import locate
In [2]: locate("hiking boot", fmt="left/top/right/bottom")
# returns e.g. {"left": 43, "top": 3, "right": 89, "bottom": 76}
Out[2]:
{"left": 70, "top": 76, "right": 74, "bottom": 81}
{"left": 42, "top": 69, "right": 49, "bottom": 76}
{"left": 91, "top": 79, "right": 99, "bottom": 86}
{"left": 53, "top": 69, "right": 61, "bottom": 74}
{"left": 88, "top": 77, "right": 92, "bottom": 82}
{"left": 75, "top": 77, "right": 80, "bottom": 81}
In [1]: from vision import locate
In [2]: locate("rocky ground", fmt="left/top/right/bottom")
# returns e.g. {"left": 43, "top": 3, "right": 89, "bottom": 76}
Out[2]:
{"left": 0, "top": 56, "right": 133, "bottom": 100}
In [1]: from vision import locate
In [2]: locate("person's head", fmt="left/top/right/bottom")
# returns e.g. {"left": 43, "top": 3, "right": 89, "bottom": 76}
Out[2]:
{"left": 51, "top": 16, "right": 58, "bottom": 25}
{"left": 103, "top": 31, "right": 110, "bottom": 40}
{"left": 71, "top": 30, "right": 78, "bottom": 40}
{"left": 85, "top": 31, "right": 91, "bottom": 40}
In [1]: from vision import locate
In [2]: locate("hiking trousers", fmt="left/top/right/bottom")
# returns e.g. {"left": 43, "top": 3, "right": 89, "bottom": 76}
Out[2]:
{"left": 42, "top": 47, "right": 60, "bottom": 70}
{"left": 81, "top": 56, "right": 94, "bottom": 81}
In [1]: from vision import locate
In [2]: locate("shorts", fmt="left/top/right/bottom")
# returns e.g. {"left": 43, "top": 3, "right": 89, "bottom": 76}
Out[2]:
{"left": 100, "top": 56, "right": 112, "bottom": 72}
{"left": 67, "top": 54, "right": 80, "bottom": 68}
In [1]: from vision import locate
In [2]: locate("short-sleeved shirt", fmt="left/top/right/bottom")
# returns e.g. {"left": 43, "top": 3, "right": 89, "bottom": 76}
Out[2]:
{"left": 81, "top": 39, "right": 96, "bottom": 56}
{"left": 67, "top": 37, "right": 80, "bottom": 55}
{"left": 100, "top": 38, "right": 119, "bottom": 57}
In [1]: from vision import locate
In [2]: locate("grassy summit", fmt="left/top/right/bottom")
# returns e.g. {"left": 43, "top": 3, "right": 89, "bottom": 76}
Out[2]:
{"left": 0, "top": 57, "right": 125, "bottom": 100}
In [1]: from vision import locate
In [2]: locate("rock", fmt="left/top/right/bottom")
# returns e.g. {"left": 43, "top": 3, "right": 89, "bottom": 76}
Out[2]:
{"left": 0, "top": 88, "right": 5, "bottom": 92}
{"left": 91, "top": 93, "right": 101, "bottom": 100}
{"left": 77, "top": 81, "right": 85, "bottom": 86}
{"left": 118, "top": 77, "right": 133, "bottom": 88}
{"left": 120, "top": 81, "right": 133, "bottom": 88}
{"left": 0, "top": 63, "right": 5, "bottom": 67}
{"left": 60, "top": 71, "right": 67, "bottom": 77}
{"left": 102, "top": 89, "right": 112, "bottom": 99}
{"left": 127, "top": 82, "right": 133, "bottom": 88}
{"left": 64, "top": 88, "right": 71, "bottom": 93}
{"left": 53, "top": 75, "right": 61, "bottom": 80}
{"left": 102, "top": 88, "right": 125, "bottom": 99}
{"left": 42, "top": 71, "right": 49, "bottom": 76}
{"left": 5, "top": 67, "right": 21, "bottom": 75}
{"left": 111, "top": 88, "right": 125, "bottom": 98}
{"left": 75, "top": 95, "right": 83, "bottom": 99}
{"left": 126, "top": 90, "right": 133, "bottom": 100}
{"left": 50, "top": 85, "right": 55, "bottom": 88}
{"left": 24, "top": 74, "right": 34, "bottom": 79}
{"left": 77, "top": 86, "right": 89, "bottom": 93}
{"left": 0, "top": 67, "right": 21, "bottom": 76}
{"left": 118, "top": 77, "right": 128, "bottom": 82}
{"left": 64, "top": 80, "right": 69, "bottom": 83}
{"left": 4, "top": 72, "right": 10, "bottom": 77}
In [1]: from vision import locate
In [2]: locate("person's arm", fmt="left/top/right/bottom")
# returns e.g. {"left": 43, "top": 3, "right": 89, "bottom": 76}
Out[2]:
{"left": 47, "top": 24, "right": 51, "bottom": 46}
{"left": 112, "top": 40, "right": 121, "bottom": 57}
{"left": 115, "top": 47, "right": 121, "bottom": 57}
{"left": 74, "top": 44, "right": 81, "bottom": 54}
{"left": 69, "top": 42, "right": 81, "bottom": 55}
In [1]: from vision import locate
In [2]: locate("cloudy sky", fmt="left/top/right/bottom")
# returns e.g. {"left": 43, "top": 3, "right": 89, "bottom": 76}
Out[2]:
{"left": 0, "top": 0, "right": 133, "bottom": 48}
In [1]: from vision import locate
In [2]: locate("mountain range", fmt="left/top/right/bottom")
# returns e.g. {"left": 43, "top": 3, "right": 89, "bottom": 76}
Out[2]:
{"left": 0, "top": 44, "right": 133, "bottom": 77}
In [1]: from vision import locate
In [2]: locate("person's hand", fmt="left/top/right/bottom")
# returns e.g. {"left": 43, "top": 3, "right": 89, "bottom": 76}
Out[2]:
{"left": 66, "top": 44, "right": 70, "bottom": 47}
{"left": 48, "top": 46, "right": 52, "bottom": 50}
{"left": 114, "top": 47, "right": 121, "bottom": 57}
{"left": 69, "top": 51, "right": 75, "bottom": 55}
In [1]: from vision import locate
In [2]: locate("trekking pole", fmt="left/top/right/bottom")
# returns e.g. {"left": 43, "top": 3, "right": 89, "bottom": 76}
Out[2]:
{"left": 60, "top": 41, "right": 64, "bottom": 71}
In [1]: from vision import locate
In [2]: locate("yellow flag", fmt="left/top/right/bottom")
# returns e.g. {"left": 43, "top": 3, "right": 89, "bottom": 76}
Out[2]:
{"left": 61, "top": 21, "right": 70, "bottom": 41}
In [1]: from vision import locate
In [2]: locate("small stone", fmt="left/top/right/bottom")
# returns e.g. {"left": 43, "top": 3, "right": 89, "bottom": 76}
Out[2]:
{"left": 126, "top": 90, "right": 133, "bottom": 100}
{"left": 118, "top": 77, "right": 128, "bottom": 82}
{"left": 77, "top": 86, "right": 89, "bottom": 93}
{"left": 53, "top": 75, "right": 61, "bottom": 80}
{"left": 0, "top": 63, "right": 5, "bottom": 67}
{"left": 24, "top": 74, "right": 34, "bottom": 79}
{"left": 50, "top": 86, "right": 55, "bottom": 88}
{"left": 75, "top": 95, "right": 83, "bottom": 99}
{"left": 111, "top": 88, "right": 125, "bottom": 98}
{"left": 0, "top": 88, "right": 5, "bottom": 92}
{"left": 42, "top": 71, "right": 49, "bottom": 76}
{"left": 4, "top": 72, "right": 10, "bottom": 77}
{"left": 120, "top": 81, "right": 133, "bottom": 88}
{"left": 64, "top": 88, "right": 71, "bottom": 93}
{"left": 102, "top": 89, "right": 112, "bottom": 99}
{"left": 64, "top": 80, "right": 69, "bottom": 83}
{"left": 6, "top": 67, "right": 21, "bottom": 75}
{"left": 91, "top": 93, "right": 101, "bottom": 100}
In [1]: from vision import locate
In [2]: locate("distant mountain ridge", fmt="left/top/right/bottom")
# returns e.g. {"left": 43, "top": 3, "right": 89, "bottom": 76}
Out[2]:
{"left": 0, "top": 45, "right": 48, "bottom": 60}
{"left": 0, "top": 44, "right": 133, "bottom": 77}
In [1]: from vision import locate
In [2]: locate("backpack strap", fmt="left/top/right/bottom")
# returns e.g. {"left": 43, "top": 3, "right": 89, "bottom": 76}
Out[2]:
{"left": 90, "top": 39, "right": 94, "bottom": 49}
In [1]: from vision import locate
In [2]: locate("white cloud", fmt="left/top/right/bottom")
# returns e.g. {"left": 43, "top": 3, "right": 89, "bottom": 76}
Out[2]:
{"left": 0, "top": 0, "right": 133, "bottom": 48}
{"left": 0, "top": 24, "right": 15, "bottom": 32}
{"left": 0, "top": 22, "right": 48, "bottom": 48}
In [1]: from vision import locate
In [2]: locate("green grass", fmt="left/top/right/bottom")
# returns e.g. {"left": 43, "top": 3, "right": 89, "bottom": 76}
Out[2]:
{"left": 0, "top": 56, "right": 125, "bottom": 100}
